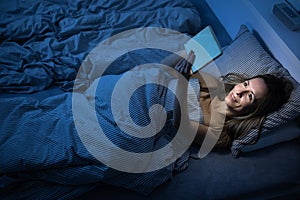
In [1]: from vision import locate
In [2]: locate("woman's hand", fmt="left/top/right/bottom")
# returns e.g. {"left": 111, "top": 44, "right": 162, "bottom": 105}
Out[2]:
{"left": 174, "top": 50, "right": 195, "bottom": 80}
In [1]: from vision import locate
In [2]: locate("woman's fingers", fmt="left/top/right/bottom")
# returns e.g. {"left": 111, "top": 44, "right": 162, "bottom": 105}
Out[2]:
{"left": 188, "top": 50, "right": 195, "bottom": 65}
{"left": 185, "top": 50, "right": 195, "bottom": 74}
{"left": 174, "top": 50, "right": 195, "bottom": 78}
{"left": 175, "top": 57, "right": 186, "bottom": 70}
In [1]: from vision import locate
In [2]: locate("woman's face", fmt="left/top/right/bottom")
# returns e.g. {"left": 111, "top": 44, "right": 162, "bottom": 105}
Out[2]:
{"left": 225, "top": 77, "right": 268, "bottom": 117}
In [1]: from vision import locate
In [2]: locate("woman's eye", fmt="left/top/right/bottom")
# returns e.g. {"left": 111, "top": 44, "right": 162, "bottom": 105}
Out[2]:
{"left": 249, "top": 94, "right": 253, "bottom": 101}
{"left": 243, "top": 81, "right": 248, "bottom": 87}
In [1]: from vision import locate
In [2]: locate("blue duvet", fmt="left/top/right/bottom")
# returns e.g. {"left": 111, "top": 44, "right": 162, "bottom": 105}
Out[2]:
{"left": 0, "top": 0, "right": 202, "bottom": 198}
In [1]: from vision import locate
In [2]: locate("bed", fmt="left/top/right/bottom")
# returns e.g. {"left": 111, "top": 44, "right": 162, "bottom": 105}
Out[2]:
{"left": 1, "top": 0, "right": 300, "bottom": 199}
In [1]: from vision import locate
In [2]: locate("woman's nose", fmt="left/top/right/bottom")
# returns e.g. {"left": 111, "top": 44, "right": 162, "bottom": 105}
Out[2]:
{"left": 236, "top": 92, "right": 242, "bottom": 98}
{"left": 236, "top": 90, "right": 247, "bottom": 98}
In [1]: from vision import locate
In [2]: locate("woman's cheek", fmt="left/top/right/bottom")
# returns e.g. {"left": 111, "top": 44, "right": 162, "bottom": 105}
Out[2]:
{"left": 225, "top": 96, "right": 234, "bottom": 108}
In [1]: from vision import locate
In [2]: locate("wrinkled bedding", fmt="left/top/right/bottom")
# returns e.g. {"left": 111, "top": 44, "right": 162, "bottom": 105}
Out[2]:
{"left": 0, "top": 0, "right": 201, "bottom": 93}
{"left": 0, "top": 68, "right": 185, "bottom": 196}
{"left": 0, "top": 0, "right": 202, "bottom": 198}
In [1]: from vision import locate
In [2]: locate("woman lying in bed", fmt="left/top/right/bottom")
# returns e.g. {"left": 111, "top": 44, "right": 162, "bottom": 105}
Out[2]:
{"left": 168, "top": 51, "right": 293, "bottom": 149}
{"left": 0, "top": 49, "right": 294, "bottom": 197}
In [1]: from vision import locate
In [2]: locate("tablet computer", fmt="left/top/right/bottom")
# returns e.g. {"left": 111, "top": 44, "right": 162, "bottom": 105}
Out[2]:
{"left": 184, "top": 25, "right": 223, "bottom": 73}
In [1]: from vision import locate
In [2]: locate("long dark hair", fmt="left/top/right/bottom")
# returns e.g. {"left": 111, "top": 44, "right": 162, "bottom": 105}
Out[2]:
{"left": 220, "top": 73, "right": 294, "bottom": 144}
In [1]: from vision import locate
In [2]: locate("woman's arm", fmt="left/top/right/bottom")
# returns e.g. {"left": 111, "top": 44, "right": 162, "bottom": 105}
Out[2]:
{"left": 160, "top": 50, "right": 186, "bottom": 68}
{"left": 172, "top": 51, "right": 194, "bottom": 129}
{"left": 172, "top": 51, "right": 229, "bottom": 148}
{"left": 172, "top": 51, "right": 210, "bottom": 145}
